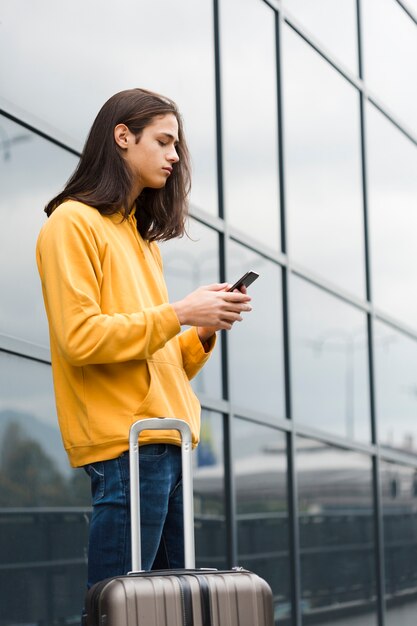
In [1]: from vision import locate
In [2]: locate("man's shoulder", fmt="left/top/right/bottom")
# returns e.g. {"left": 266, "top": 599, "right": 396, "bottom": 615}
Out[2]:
{"left": 51, "top": 200, "right": 101, "bottom": 223}
{"left": 37, "top": 201, "right": 105, "bottom": 249}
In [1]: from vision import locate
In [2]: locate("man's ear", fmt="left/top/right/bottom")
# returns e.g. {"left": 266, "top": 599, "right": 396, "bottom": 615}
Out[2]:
{"left": 114, "top": 124, "right": 130, "bottom": 149}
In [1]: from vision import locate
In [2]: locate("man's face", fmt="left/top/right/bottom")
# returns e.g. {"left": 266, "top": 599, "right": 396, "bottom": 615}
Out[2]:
{"left": 124, "top": 113, "right": 180, "bottom": 191}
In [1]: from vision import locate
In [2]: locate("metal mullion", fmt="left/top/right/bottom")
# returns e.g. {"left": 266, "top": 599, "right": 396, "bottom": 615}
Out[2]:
{"left": 281, "top": 264, "right": 302, "bottom": 626}
{"left": 277, "top": 8, "right": 417, "bottom": 151}
{"left": 356, "top": 0, "right": 364, "bottom": 81}
{"left": 212, "top": 0, "right": 237, "bottom": 569}
{"left": 213, "top": 0, "right": 225, "bottom": 224}
{"left": 368, "top": 307, "right": 387, "bottom": 626}
{"left": 0, "top": 333, "right": 51, "bottom": 365}
{"left": 367, "top": 96, "right": 417, "bottom": 149}
{"left": 373, "top": 454, "right": 387, "bottom": 626}
{"left": 374, "top": 310, "right": 417, "bottom": 343}
{"left": 188, "top": 205, "right": 225, "bottom": 234}
{"left": 221, "top": 226, "right": 238, "bottom": 567}
{"left": 292, "top": 422, "right": 377, "bottom": 457}
{"left": 0, "top": 347, "right": 50, "bottom": 366}
{"left": 358, "top": 0, "right": 386, "bottom": 608}
{"left": 228, "top": 407, "right": 290, "bottom": 434}
{"left": 378, "top": 447, "right": 417, "bottom": 466}
{"left": 395, "top": 0, "right": 417, "bottom": 24}
{"left": 276, "top": 6, "right": 302, "bottom": 624}
{"left": 286, "top": 425, "right": 302, "bottom": 626}
{"left": 282, "top": 12, "right": 364, "bottom": 93}
{"left": 290, "top": 262, "right": 372, "bottom": 314}
{"left": 228, "top": 228, "right": 287, "bottom": 268}
{"left": 0, "top": 108, "right": 80, "bottom": 156}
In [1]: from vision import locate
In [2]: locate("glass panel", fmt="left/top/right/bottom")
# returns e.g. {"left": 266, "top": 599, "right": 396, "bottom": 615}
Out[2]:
{"left": 160, "top": 218, "right": 222, "bottom": 399}
{"left": 362, "top": 0, "right": 417, "bottom": 136}
{"left": 0, "top": 115, "right": 77, "bottom": 347}
{"left": 221, "top": 0, "right": 280, "bottom": 250}
{"left": 235, "top": 418, "right": 290, "bottom": 623}
{"left": 283, "top": 26, "right": 365, "bottom": 297}
{"left": 283, "top": 0, "right": 358, "bottom": 74}
{"left": 194, "top": 410, "right": 227, "bottom": 569}
{"left": 404, "top": 0, "right": 417, "bottom": 14}
{"left": 380, "top": 461, "right": 417, "bottom": 625}
{"left": 297, "top": 437, "right": 377, "bottom": 625}
{"left": 366, "top": 103, "right": 417, "bottom": 331}
{"left": 0, "top": 351, "right": 90, "bottom": 626}
{"left": 228, "top": 241, "right": 286, "bottom": 421}
{"left": 0, "top": 0, "right": 217, "bottom": 215}
{"left": 291, "top": 276, "right": 371, "bottom": 442}
{"left": 374, "top": 320, "right": 417, "bottom": 458}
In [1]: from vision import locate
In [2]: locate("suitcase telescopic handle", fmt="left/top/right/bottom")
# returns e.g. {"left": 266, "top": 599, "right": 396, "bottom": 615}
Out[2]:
{"left": 128, "top": 418, "right": 195, "bottom": 572}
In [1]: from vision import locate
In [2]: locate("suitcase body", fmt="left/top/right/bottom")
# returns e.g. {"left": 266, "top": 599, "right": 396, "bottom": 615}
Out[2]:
{"left": 84, "top": 418, "right": 275, "bottom": 626}
{"left": 85, "top": 568, "right": 274, "bottom": 626}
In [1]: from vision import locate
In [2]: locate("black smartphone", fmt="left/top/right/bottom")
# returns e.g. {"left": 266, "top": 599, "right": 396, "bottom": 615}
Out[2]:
{"left": 228, "top": 270, "right": 259, "bottom": 292}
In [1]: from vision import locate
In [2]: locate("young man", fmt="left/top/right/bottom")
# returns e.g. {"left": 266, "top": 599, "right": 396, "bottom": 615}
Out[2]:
{"left": 36, "top": 88, "right": 252, "bottom": 587}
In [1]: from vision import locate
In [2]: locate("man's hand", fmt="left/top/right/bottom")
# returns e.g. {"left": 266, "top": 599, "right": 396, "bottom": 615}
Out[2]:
{"left": 172, "top": 283, "right": 252, "bottom": 337}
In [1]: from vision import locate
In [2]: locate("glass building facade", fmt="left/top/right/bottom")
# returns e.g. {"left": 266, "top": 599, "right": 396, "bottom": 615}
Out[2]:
{"left": 1, "top": 1, "right": 416, "bottom": 624}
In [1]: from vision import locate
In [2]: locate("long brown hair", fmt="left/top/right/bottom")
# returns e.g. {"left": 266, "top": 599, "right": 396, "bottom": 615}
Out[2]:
{"left": 45, "top": 88, "right": 191, "bottom": 242}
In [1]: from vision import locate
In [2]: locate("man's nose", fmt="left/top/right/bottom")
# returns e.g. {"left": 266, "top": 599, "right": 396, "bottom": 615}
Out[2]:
{"left": 168, "top": 147, "right": 179, "bottom": 163}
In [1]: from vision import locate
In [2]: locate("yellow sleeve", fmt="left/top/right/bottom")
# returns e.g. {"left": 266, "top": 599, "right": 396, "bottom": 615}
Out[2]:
{"left": 36, "top": 209, "right": 180, "bottom": 366}
{"left": 179, "top": 327, "right": 216, "bottom": 380}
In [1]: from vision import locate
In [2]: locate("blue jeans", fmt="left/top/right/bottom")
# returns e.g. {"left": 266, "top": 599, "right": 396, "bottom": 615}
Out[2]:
{"left": 84, "top": 444, "right": 184, "bottom": 588}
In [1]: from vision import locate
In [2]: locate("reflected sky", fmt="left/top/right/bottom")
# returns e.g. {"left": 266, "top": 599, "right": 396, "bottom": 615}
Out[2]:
{"left": 291, "top": 275, "right": 371, "bottom": 442}
{"left": 366, "top": 103, "right": 417, "bottom": 331}
{"left": 221, "top": 0, "right": 280, "bottom": 251}
{"left": 283, "top": 0, "right": 358, "bottom": 74}
{"left": 283, "top": 25, "right": 366, "bottom": 298}
{"left": 362, "top": 0, "right": 417, "bottom": 137}
{"left": 374, "top": 321, "right": 417, "bottom": 457}
{"left": 159, "top": 218, "right": 222, "bottom": 399}
{"left": 403, "top": 0, "right": 417, "bottom": 13}
{"left": 0, "top": 115, "right": 77, "bottom": 348}
{"left": 0, "top": 0, "right": 218, "bottom": 215}
{"left": 227, "top": 241, "right": 285, "bottom": 420}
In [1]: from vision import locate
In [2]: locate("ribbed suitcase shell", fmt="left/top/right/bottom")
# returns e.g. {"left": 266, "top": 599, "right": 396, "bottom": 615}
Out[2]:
{"left": 85, "top": 569, "right": 274, "bottom": 626}
{"left": 84, "top": 419, "right": 275, "bottom": 626}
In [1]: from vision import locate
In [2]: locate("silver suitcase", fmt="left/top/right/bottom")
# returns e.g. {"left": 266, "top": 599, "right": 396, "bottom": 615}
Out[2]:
{"left": 84, "top": 418, "right": 275, "bottom": 626}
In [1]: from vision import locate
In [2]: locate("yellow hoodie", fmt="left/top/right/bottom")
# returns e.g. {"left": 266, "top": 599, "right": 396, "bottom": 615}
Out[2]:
{"left": 36, "top": 201, "right": 215, "bottom": 468}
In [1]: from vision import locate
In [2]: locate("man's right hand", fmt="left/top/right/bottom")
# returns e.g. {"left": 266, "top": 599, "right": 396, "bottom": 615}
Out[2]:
{"left": 172, "top": 283, "right": 252, "bottom": 331}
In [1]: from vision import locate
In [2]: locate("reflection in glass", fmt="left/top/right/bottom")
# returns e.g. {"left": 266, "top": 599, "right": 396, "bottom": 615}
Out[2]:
{"left": 234, "top": 418, "right": 290, "bottom": 623}
{"left": 228, "top": 241, "right": 285, "bottom": 420}
{"left": 297, "top": 437, "right": 377, "bottom": 625}
{"left": 374, "top": 321, "right": 417, "bottom": 458}
{"left": 193, "top": 410, "right": 226, "bottom": 569}
{"left": 283, "top": 26, "right": 365, "bottom": 297}
{"left": 160, "top": 219, "right": 222, "bottom": 399}
{"left": 362, "top": 0, "right": 417, "bottom": 137}
{"left": 0, "top": 0, "right": 218, "bottom": 215}
{"left": 283, "top": 0, "right": 358, "bottom": 74}
{"left": 0, "top": 351, "right": 89, "bottom": 625}
{"left": 366, "top": 103, "right": 417, "bottom": 331}
{"left": 404, "top": 0, "right": 417, "bottom": 14}
{"left": 380, "top": 461, "right": 417, "bottom": 625}
{"left": 0, "top": 115, "right": 77, "bottom": 347}
{"left": 291, "top": 276, "right": 371, "bottom": 442}
{"left": 221, "top": 0, "right": 280, "bottom": 250}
